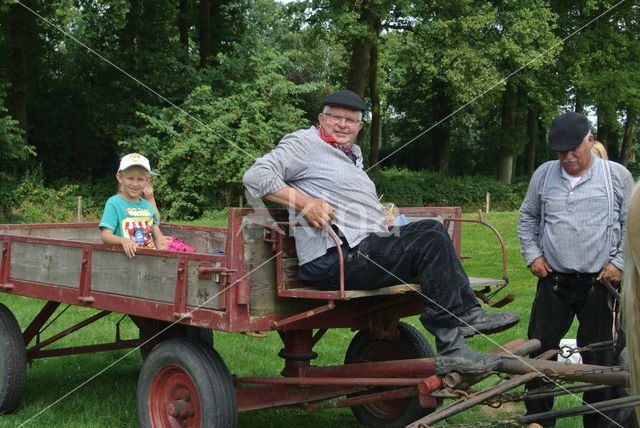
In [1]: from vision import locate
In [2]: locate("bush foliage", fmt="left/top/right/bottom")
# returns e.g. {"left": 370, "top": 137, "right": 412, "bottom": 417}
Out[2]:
{"left": 118, "top": 47, "right": 319, "bottom": 220}
{"left": 372, "top": 167, "right": 528, "bottom": 211}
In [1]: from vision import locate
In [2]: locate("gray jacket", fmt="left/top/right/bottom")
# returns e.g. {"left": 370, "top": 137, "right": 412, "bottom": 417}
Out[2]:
{"left": 243, "top": 127, "right": 388, "bottom": 265}
{"left": 518, "top": 155, "right": 635, "bottom": 273}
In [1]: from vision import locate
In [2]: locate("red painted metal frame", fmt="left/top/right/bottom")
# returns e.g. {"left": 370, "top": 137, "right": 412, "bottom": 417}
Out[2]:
{"left": 0, "top": 224, "right": 234, "bottom": 330}
{"left": 0, "top": 207, "right": 508, "bottom": 337}
{"left": 0, "top": 208, "right": 462, "bottom": 334}
{"left": 234, "top": 339, "right": 531, "bottom": 413}
{"left": 0, "top": 209, "right": 530, "bottom": 419}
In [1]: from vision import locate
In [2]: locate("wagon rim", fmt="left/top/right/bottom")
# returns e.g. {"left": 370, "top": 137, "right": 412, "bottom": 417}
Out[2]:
{"left": 149, "top": 364, "right": 202, "bottom": 427}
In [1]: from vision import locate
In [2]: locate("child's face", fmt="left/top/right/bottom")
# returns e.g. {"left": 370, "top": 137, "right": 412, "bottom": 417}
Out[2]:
{"left": 117, "top": 167, "right": 151, "bottom": 201}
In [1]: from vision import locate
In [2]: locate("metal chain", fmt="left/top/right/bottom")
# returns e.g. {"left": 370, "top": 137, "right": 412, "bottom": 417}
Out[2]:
{"left": 444, "top": 365, "right": 625, "bottom": 407}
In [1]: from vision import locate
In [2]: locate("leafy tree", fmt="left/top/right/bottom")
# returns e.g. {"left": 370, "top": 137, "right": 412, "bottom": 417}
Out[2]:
{"left": 0, "top": 88, "right": 35, "bottom": 217}
{"left": 119, "top": 44, "right": 320, "bottom": 219}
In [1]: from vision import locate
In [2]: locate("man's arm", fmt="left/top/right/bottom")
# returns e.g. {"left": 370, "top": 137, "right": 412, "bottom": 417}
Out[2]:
{"left": 244, "top": 130, "right": 336, "bottom": 228}
{"left": 517, "top": 165, "right": 547, "bottom": 268}
{"left": 264, "top": 187, "right": 335, "bottom": 229}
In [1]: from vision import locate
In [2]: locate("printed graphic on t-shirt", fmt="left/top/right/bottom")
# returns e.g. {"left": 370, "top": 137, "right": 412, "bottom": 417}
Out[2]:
{"left": 121, "top": 208, "right": 156, "bottom": 249}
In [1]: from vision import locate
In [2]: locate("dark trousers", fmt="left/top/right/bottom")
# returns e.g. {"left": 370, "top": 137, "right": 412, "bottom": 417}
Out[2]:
{"left": 317, "top": 219, "right": 478, "bottom": 327}
{"left": 525, "top": 273, "right": 617, "bottom": 427}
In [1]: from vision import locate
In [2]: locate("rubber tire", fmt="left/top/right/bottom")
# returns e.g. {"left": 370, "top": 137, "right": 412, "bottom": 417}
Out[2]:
{"left": 137, "top": 337, "right": 237, "bottom": 428}
{"left": 0, "top": 302, "right": 27, "bottom": 414}
{"left": 344, "top": 322, "right": 435, "bottom": 428}
{"left": 139, "top": 320, "right": 214, "bottom": 360}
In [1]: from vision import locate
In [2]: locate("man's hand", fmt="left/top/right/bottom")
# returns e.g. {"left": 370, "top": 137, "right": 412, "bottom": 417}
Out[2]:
{"left": 529, "top": 256, "right": 553, "bottom": 278}
{"left": 301, "top": 198, "right": 336, "bottom": 229}
{"left": 597, "top": 263, "right": 622, "bottom": 284}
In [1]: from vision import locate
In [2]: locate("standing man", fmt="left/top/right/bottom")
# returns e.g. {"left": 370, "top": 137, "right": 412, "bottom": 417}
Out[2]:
{"left": 244, "top": 89, "right": 519, "bottom": 374}
{"left": 518, "top": 112, "right": 635, "bottom": 427}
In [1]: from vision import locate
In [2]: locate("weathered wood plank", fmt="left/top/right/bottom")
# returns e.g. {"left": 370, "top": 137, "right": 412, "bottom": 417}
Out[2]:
{"left": 186, "top": 259, "right": 223, "bottom": 310}
{"left": 91, "top": 251, "right": 178, "bottom": 302}
{"left": 10, "top": 242, "right": 83, "bottom": 288}
{"left": 279, "top": 276, "right": 506, "bottom": 300}
{"left": 1, "top": 227, "right": 101, "bottom": 243}
{"left": 242, "top": 214, "right": 314, "bottom": 316}
{"left": 161, "top": 227, "right": 226, "bottom": 255}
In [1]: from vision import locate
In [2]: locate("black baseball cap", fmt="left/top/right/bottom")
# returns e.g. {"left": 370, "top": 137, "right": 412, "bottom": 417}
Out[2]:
{"left": 323, "top": 90, "right": 366, "bottom": 112}
{"left": 548, "top": 112, "right": 591, "bottom": 152}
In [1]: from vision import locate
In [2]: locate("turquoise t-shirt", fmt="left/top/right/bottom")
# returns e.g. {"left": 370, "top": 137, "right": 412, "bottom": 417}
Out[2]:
{"left": 99, "top": 195, "right": 160, "bottom": 249}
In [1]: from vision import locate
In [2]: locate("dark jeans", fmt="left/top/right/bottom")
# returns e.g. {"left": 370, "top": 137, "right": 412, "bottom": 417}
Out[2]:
{"left": 525, "top": 273, "right": 617, "bottom": 427}
{"left": 313, "top": 219, "right": 478, "bottom": 327}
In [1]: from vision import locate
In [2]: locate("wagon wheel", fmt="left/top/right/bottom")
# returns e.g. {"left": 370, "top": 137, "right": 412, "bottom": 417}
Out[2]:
{"left": 0, "top": 302, "right": 27, "bottom": 414}
{"left": 344, "top": 322, "right": 435, "bottom": 428}
{"left": 137, "top": 337, "right": 237, "bottom": 428}
{"left": 138, "top": 319, "right": 214, "bottom": 359}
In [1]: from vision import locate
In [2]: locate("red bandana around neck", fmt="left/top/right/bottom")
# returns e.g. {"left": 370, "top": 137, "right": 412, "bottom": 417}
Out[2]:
{"left": 316, "top": 125, "right": 354, "bottom": 155}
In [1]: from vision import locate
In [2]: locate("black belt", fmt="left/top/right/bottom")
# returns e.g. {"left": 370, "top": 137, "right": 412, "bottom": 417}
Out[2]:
{"left": 552, "top": 272, "right": 599, "bottom": 281}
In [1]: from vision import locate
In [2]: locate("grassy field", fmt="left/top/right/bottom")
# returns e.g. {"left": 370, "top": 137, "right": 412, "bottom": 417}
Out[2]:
{"left": 0, "top": 210, "right": 586, "bottom": 427}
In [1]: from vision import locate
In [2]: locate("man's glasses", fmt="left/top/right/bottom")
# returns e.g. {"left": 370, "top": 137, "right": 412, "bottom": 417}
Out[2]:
{"left": 323, "top": 112, "right": 362, "bottom": 127}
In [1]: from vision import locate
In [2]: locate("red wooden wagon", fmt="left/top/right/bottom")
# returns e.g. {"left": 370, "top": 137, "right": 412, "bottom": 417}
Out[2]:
{"left": 0, "top": 207, "right": 631, "bottom": 427}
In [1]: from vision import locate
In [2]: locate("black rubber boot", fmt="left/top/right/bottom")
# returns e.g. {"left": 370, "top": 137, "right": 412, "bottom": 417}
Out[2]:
{"left": 422, "top": 319, "right": 502, "bottom": 375}
{"left": 457, "top": 306, "right": 520, "bottom": 338}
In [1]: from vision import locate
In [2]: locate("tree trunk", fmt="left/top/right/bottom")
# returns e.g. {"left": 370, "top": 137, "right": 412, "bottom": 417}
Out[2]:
{"left": 122, "top": 0, "right": 142, "bottom": 53}
{"left": 8, "top": 2, "right": 30, "bottom": 141}
{"left": 347, "top": 0, "right": 376, "bottom": 96}
{"left": 435, "top": 127, "right": 450, "bottom": 176}
{"left": 138, "top": 0, "right": 160, "bottom": 59}
{"left": 596, "top": 106, "right": 614, "bottom": 150}
{"left": 368, "top": 40, "right": 381, "bottom": 171}
{"left": 178, "top": 0, "right": 189, "bottom": 56}
{"left": 431, "top": 80, "right": 451, "bottom": 175}
{"left": 575, "top": 90, "right": 584, "bottom": 115}
{"left": 525, "top": 106, "right": 538, "bottom": 176}
{"left": 498, "top": 80, "right": 518, "bottom": 183}
{"left": 621, "top": 108, "right": 637, "bottom": 167}
{"left": 199, "top": 0, "right": 212, "bottom": 68}
{"left": 347, "top": 0, "right": 377, "bottom": 160}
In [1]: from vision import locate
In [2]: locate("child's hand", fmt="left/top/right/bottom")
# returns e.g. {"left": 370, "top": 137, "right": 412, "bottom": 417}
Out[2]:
{"left": 121, "top": 239, "right": 138, "bottom": 258}
{"left": 141, "top": 185, "right": 155, "bottom": 201}
{"left": 156, "top": 237, "right": 168, "bottom": 251}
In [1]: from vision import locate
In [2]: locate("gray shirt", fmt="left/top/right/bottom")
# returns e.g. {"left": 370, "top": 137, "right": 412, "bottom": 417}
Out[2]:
{"left": 517, "top": 155, "right": 635, "bottom": 273}
{"left": 243, "top": 127, "right": 388, "bottom": 265}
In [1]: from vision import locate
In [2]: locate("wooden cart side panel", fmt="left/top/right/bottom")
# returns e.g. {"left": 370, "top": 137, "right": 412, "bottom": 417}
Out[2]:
{"left": 91, "top": 250, "right": 178, "bottom": 303}
{"left": 186, "top": 259, "right": 223, "bottom": 310}
{"left": 160, "top": 226, "right": 227, "bottom": 255}
{"left": 241, "top": 214, "right": 315, "bottom": 316}
{"left": 10, "top": 242, "right": 83, "bottom": 288}
{"left": 1, "top": 226, "right": 102, "bottom": 243}
{"left": 0, "top": 224, "right": 228, "bottom": 256}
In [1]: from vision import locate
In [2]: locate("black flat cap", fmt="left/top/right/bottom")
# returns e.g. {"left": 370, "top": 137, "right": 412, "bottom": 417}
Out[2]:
{"left": 548, "top": 112, "right": 591, "bottom": 152}
{"left": 323, "top": 90, "right": 366, "bottom": 111}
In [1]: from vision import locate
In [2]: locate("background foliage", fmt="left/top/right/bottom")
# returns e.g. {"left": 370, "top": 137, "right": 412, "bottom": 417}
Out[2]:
{"left": 1, "top": 0, "right": 639, "bottom": 221}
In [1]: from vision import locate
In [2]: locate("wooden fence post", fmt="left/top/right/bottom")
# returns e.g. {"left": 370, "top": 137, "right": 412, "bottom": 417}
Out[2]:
{"left": 485, "top": 192, "right": 490, "bottom": 214}
{"left": 77, "top": 196, "right": 83, "bottom": 222}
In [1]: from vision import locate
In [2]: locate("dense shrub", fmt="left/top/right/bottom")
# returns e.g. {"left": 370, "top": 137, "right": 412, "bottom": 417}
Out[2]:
{"left": 0, "top": 87, "right": 35, "bottom": 218}
{"left": 371, "top": 167, "right": 528, "bottom": 211}
{"left": 3, "top": 172, "right": 106, "bottom": 223}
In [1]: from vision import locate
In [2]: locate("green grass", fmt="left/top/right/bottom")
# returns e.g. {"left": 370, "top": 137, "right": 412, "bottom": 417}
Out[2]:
{"left": 0, "top": 210, "right": 586, "bottom": 427}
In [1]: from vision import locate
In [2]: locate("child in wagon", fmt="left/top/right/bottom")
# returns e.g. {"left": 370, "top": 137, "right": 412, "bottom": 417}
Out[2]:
{"left": 99, "top": 153, "right": 168, "bottom": 258}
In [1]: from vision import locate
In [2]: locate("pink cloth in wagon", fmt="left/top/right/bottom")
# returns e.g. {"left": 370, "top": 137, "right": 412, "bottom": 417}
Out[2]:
{"left": 166, "top": 236, "right": 196, "bottom": 253}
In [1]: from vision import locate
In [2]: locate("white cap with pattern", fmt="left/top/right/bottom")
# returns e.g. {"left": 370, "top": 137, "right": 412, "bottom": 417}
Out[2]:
{"left": 118, "top": 153, "right": 158, "bottom": 175}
